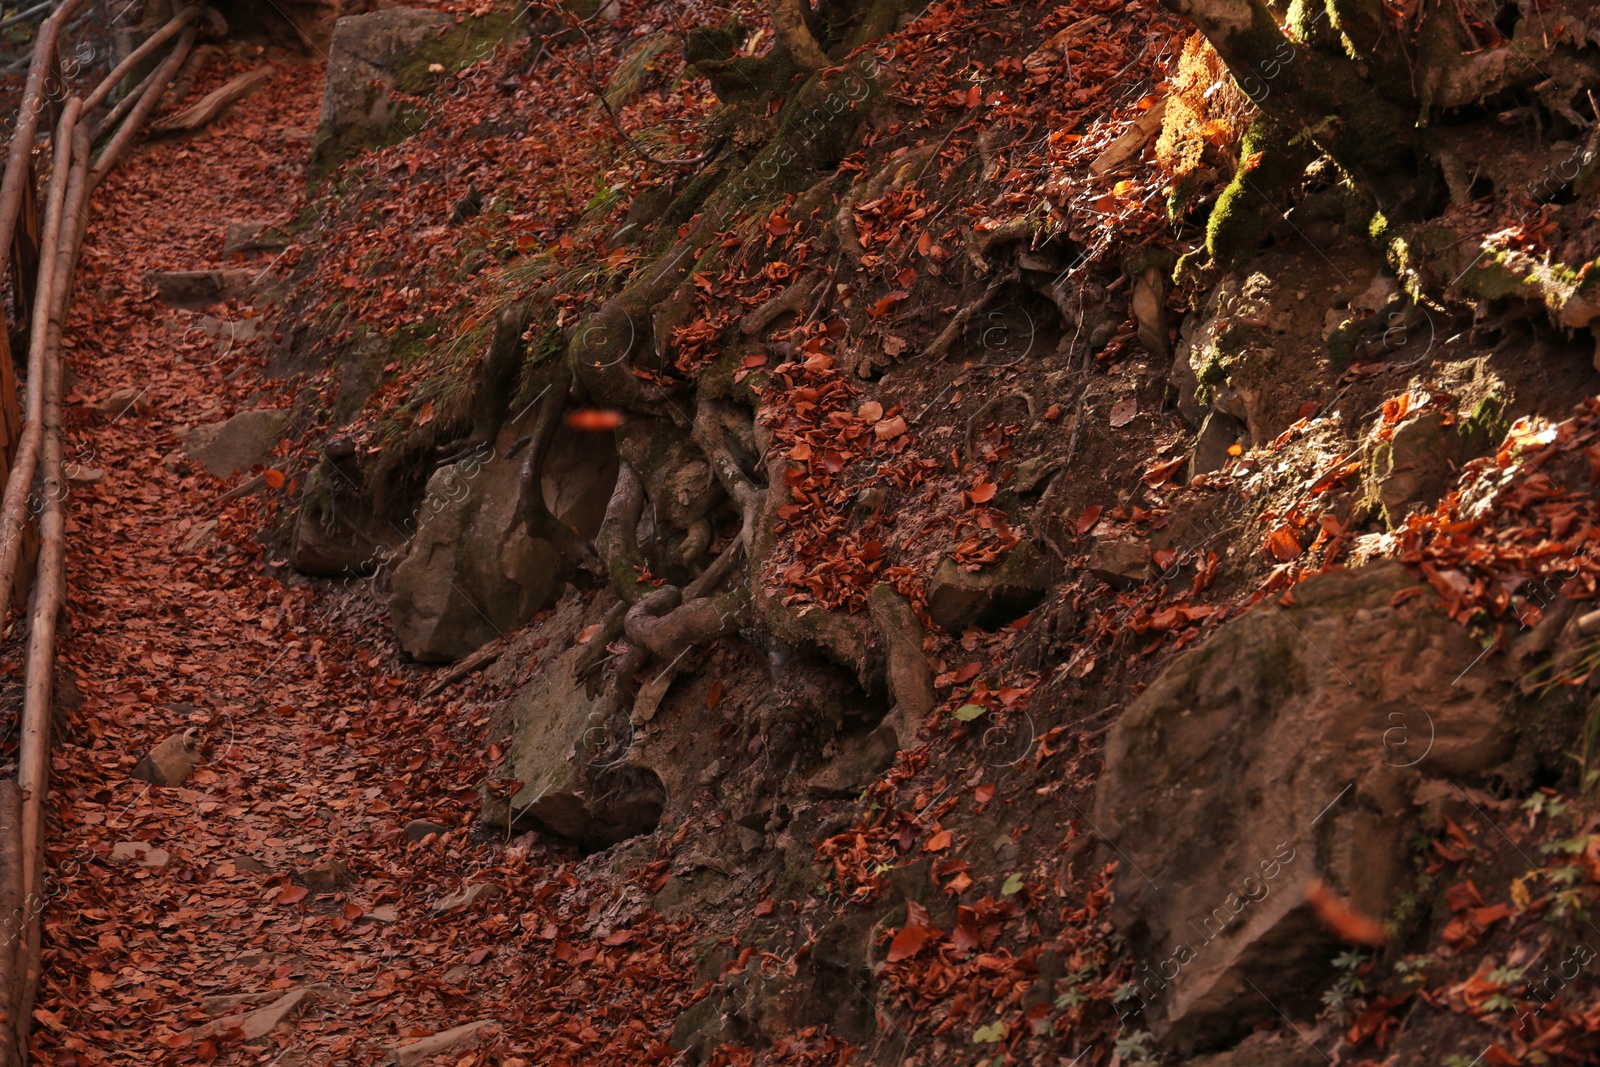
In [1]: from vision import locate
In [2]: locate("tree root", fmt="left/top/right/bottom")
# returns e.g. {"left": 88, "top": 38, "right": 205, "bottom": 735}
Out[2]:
{"left": 597, "top": 460, "right": 651, "bottom": 603}
{"left": 926, "top": 267, "right": 1019, "bottom": 360}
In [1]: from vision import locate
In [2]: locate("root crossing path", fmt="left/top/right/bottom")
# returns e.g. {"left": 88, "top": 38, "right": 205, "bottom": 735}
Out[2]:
{"left": 33, "top": 53, "right": 696, "bottom": 1067}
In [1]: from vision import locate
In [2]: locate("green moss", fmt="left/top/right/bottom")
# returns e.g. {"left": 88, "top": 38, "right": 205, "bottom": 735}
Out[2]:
{"left": 1205, "top": 116, "right": 1314, "bottom": 273}
{"left": 1459, "top": 391, "right": 1509, "bottom": 455}
{"left": 392, "top": 7, "right": 522, "bottom": 94}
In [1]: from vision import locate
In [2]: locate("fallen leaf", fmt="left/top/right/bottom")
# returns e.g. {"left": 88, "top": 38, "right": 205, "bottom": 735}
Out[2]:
{"left": 566, "top": 409, "right": 624, "bottom": 430}
{"left": 874, "top": 415, "right": 908, "bottom": 440}
{"left": 1306, "top": 880, "right": 1385, "bottom": 944}
{"left": 886, "top": 922, "right": 938, "bottom": 962}
{"left": 1109, "top": 397, "right": 1138, "bottom": 428}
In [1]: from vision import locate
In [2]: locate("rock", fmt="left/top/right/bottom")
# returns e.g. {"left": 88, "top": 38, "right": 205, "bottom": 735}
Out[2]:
{"left": 209, "top": 986, "right": 321, "bottom": 1041}
{"left": 146, "top": 268, "right": 259, "bottom": 310}
{"left": 1189, "top": 1030, "right": 1328, "bottom": 1067}
{"left": 1095, "top": 562, "right": 1513, "bottom": 1051}
{"left": 174, "top": 520, "right": 218, "bottom": 555}
{"left": 197, "top": 314, "right": 264, "bottom": 343}
{"left": 223, "top": 220, "right": 289, "bottom": 256}
{"left": 109, "top": 842, "right": 170, "bottom": 867}
{"left": 388, "top": 453, "right": 564, "bottom": 662}
{"left": 430, "top": 882, "right": 502, "bottom": 913}
{"left": 318, "top": 8, "right": 450, "bottom": 149}
{"left": 1364, "top": 413, "right": 1459, "bottom": 527}
{"left": 1087, "top": 537, "right": 1151, "bottom": 587}
{"left": 405, "top": 819, "right": 449, "bottom": 842}
{"left": 806, "top": 727, "right": 898, "bottom": 798}
{"left": 290, "top": 455, "right": 397, "bottom": 576}
{"left": 481, "top": 595, "right": 667, "bottom": 849}
{"left": 65, "top": 464, "right": 105, "bottom": 486}
{"left": 293, "top": 859, "right": 352, "bottom": 890}
{"left": 1190, "top": 411, "right": 1244, "bottom": 478}
{"left": 93, "top": 387, "right": 144, "bottom": 419}
{"left": 130, "top": 730, "right": 199, "bottom": 787}
{"left": 925, "top": 542, "right": 1050, "bottom": 633}
{"left": 184, "top": 409, "right": 289, "bottom": 478}
{"left": 386, "top": 1019, "right": 500, "bottom": 1067}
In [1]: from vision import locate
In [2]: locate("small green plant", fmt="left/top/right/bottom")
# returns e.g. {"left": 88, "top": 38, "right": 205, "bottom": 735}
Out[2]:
{"left": 1054, "top": 966, "right": 1096, "bottom": 1010}
{"left": 1115, "top": 1028, "right": 1160, "bottom": 1066}
{"left": 1321, "top": 950, "right": 1370, "bottom": 1024}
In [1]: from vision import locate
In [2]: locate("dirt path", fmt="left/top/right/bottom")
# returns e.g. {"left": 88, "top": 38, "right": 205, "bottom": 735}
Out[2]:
{"left": 23, "top": 51, "right": 695, "bottom": 1067}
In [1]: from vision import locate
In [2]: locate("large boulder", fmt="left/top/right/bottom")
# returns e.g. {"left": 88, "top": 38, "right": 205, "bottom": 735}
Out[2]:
{"left": 387, "top": 453, "right": 562, "bottom": 662}
{"left": 184, "top": 409, "right": 289, "bottom": 477}
{"left": 1095, "top": 562, "right": 1513, "bottom": 1051}
{"left": 479, "top": 595, "right": 666, "bottom": 849}
{"left": 317, "top": 7, "right": 449, "bottom": 150}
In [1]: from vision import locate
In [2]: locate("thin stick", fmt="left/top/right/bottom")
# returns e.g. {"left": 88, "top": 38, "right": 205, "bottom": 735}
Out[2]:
{"left": 0, "top": 781, "right": 22, "bottom": 1067}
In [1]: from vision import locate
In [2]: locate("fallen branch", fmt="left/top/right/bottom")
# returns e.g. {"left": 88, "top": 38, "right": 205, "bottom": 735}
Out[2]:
{"left": 0, "top": 0, "right": 88, "bottom": 277}
{"left": 423, "top": 635, "right": 509, "bottom": 697}
{"left": 150, "top": 66, "right": 272, "bottom": 135}
{"left": 0, "top": 98, "right": 78, "bottom": 636}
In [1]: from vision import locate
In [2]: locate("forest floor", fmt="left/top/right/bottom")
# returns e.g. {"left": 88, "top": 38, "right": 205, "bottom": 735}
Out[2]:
{"left": 23, "top": 48, "right": 699, "bottom": 1067}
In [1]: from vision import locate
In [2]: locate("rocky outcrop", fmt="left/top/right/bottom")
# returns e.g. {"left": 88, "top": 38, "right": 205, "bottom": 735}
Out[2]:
{"left": 1096, "top": 562, "right": 1514, "bottom": 1051}
{"left": 387, "top": 451, "right": 563, "bottom": 662}
{"left": 479, "top": 594, "right": 666, "bottom": 849}
{"left": 317, "top": 7, "right": 449, "bottom": 153}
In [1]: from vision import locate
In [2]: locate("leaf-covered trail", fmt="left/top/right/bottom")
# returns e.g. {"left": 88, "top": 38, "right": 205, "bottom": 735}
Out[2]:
{"left": 25, "top": 51, "right": 697, "bottom": 1067}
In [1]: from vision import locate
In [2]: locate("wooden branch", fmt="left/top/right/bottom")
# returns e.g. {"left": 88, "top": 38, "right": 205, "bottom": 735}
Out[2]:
{"left": 423, "top": 636, "right": 509, "bottom": 697}
{"left": 0, "top": 0, "right": 88, "bottom": 294}
{"left": 0, "top": 98, "right": 78, "bottom": 634}
{"left": 0, "top": 782, "right": 22, "bottom": 1067}
{"left": 81, "top": 4, "right": 202, "bottom": 115}
{"left": 89, "top": 25, "right": 198, "bottom": 193}
{"left": 14, "top": 118, "right": 89, "bottom": 1067}
{"left": 150, "top": 66, "right": 272, "bottom": 135}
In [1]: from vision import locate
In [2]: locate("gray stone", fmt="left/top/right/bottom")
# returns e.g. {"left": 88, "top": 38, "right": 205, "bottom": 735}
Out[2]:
{"left": 131, "top": 731, "right": 199, "bottom": 787}
{"left": 926, "top": 542, "right": 1050, "bottom": 633}
{"left": 387, "top": 1020, "right": 500, "bottom": 1067}
{"left": 319, "top": 8, "right": 449, "bottom": 142}
{"left": 93, "top": 387, "right": 144, "bottom": 419}
{"left": 1190, "top": 410, "right": 1244, "bottom": 477}
{"left": 388, "top": 453, "right": 564, "bottom": 662}
{"left": 109, "top": 841, "right": 170, "bottom": 867}
{"left": 1087, "top": 537, "right": 1151, "bottom": 587}
{"left": 223, "top": 220, "right": 289, "bottom": 256}
{"left": 480, "top": 594, "right": 667, "bottom": 849}
{"left": 289, "top": 457, "right": 398, "bottom": 577}
{"left": 146, "top": 269, "right": 259, "bottom": 310}
{"left": 430, "top": 882, "right": 501, "bottom": 913}
{"left": 404, "top": 818, "right": 449, "bottom": 842}
{"left": 1365, "top": 413, "right": 1459, "bottom": 527}
{"left": 1095, "top": 562, "right": 1513, "bottom": 1050}
{"left": 184, "top": 409, "right": 289, "bottom": 478}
